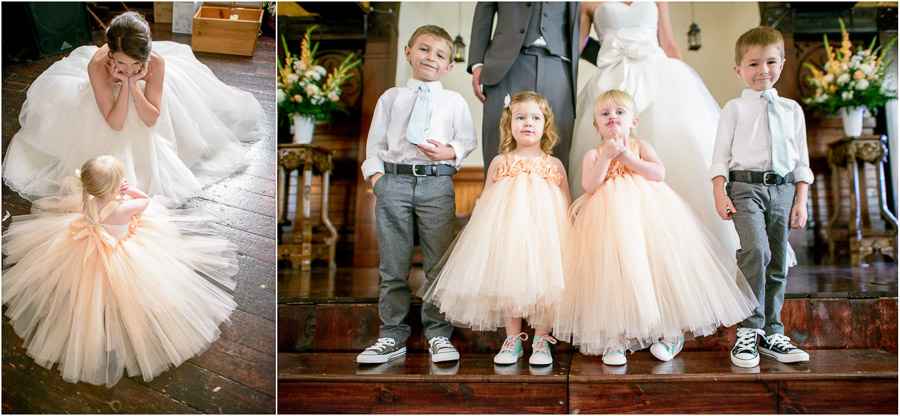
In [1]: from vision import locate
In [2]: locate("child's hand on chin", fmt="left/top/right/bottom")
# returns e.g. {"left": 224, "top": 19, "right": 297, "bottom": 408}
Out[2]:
{"left": 118, "top": 179, "right": 129, "bottom": 198}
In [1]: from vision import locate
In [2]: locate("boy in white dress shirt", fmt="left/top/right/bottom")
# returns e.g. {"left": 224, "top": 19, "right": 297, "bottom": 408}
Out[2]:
{"left": 710, "top": 27, "right": 812, "bottom": 368}
{"left": 357, "top": 25, "right": 478, "bottom": 364}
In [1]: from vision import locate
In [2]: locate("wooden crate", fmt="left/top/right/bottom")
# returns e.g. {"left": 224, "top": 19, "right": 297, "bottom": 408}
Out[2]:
{"left": 191, "top": 5, "right": 262, "bottom": 56}
{"left": 153, "top": 2, "right": 173, "bottom": 23}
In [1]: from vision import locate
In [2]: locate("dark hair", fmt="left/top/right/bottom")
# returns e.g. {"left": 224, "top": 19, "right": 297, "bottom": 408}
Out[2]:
{"left": 106, "top": 12, "right": 152, "bottom": 62}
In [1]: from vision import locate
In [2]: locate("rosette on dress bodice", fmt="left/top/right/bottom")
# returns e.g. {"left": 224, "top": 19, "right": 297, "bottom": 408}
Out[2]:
{"left": 494, "top": 153, "right": 562, "bottom": 186}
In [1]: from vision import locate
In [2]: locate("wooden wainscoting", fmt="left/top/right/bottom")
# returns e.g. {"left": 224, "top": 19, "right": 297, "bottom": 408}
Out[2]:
{"left": 453, "top": 167, "right": 486, "bottom": 216}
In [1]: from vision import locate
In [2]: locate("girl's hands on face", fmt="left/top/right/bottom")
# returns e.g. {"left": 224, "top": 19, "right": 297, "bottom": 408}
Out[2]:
{"left": 601, "top": 129, "right": 626, "bottom": 159}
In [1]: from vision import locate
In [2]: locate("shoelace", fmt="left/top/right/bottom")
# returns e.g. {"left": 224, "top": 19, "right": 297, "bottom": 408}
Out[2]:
{"left": 532, "top": 336, "right": 557, "bottom": 354}
{"left": 659, "top": 336, "right": 683, "bottom": 351}
{"left": 735, "top": 328, "right": 765, "bottom": 353}
{"left": 765, "top": 334, "right": 797, "bottom": 351}
{"left": 367, "top": 337, "right": 396, "bottom": 352}
{"left": 430, "top": 336, "right": 453, "bottom": 351}
{"left": 499, "top": 333, "right": 528, "bottom": 354}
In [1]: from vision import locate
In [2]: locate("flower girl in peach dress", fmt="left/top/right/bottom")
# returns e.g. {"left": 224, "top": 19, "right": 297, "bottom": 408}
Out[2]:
{"left": 425, "top": 92, "right": 571, "bottom": 366}
{"left": 2, "top": 155, "right": 238, "bottom": 387}
{"left": 554, "top": 90, "right": 758, "bottom": 366}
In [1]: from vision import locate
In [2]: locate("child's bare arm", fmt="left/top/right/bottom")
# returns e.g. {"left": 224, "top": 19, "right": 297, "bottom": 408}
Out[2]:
{"left": 616, "top": 140, "right": 665, "bottom": 181}
{"left": 790, "top": 182, "right": 809, "bottom": 229}
{"left": 712, "top": 176, "right": 736, "bottom": 220}
{"left": 582, "top": 147, "right": 612, "bottom": 195}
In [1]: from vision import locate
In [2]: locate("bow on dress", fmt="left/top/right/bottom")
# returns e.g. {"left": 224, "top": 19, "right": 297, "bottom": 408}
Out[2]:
{"left": 592, "top": 30, "right": 664, "bottom": 114}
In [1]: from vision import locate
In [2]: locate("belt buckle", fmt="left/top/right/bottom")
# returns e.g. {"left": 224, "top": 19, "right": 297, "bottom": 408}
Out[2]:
{"left": 763, "top": 171, "right": 779, "bottom": 185}
{"left": 411, "top": 164, "right": 427, "bottom": 177}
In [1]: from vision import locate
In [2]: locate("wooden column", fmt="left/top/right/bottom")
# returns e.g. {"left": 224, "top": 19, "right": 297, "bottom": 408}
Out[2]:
{"left": 352, "top": 4, "right": 399, "bottom": 267}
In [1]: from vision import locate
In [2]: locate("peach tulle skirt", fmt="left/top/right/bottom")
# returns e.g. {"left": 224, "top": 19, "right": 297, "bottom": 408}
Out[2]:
{"left": 424, "top": 171, "right": 570, "bottom": 331}
{"left": 554, "top": 173, "right": 758, "bottom": 355}
{"left": 2, "top": 180, "right": 238, "bottom": 387}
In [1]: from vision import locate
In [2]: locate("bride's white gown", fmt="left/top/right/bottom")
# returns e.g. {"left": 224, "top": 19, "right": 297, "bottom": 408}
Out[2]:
{"left": 3, "top": 41, "right": 265, "bottom": 206}
{"left": 569, "top": 2, "right": 739, "bottom": 254}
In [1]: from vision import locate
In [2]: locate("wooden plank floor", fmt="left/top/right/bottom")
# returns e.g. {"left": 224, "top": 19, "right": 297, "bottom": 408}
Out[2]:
{"left": 2, "top": 24, "right": 276, "bottom": 413}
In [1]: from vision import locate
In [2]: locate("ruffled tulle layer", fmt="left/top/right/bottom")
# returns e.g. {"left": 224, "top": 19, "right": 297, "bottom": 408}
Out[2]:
{"left": 2, "top": 41, "right": 265, "bottom": 206}
{"left": 554, "top": 174, "right": 757, "bottom": 355}
{"left": 2, "top": 182, "right": 238, "bottom": 387}
{"left": 424, "top": 172, "right": 570, "bottom": 331}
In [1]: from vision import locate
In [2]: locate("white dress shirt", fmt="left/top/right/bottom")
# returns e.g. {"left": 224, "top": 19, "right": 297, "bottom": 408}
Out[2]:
{"left": 361, "top": 79, "right": 478, "bottom": 181}
{"left": 709, "top": 88, "right": 814, "bottom": 184}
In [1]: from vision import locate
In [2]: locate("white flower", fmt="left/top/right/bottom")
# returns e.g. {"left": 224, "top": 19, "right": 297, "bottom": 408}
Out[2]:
{"left": 837, "top": 73, "right": 851, "bottom": 85}
{"left": 313, "top": 65, "right": 328, "bottom": 76}
{"left": 824, "top": 61, "right": 832, "bottom": 72}
{"left": 859, "top": 63, "right": 874, "bottom": 76}
{"left": 851, "top": 54, "right": 862, "bottom": 64}
{"left": 276, "top": 89, "right": 286, "bottom": 104}
{"left": 305, "top": 70, "right": 321, "bottom": 81}
{"left": 328, "top": 92, "right": 340, "bottom": 102}
{"left": 842, "top": 90, "right": 854, "bottom": 101}
{"left": 305, "top": 84, "right": 320, "bottom": 96}
{"left": 503, "top": 94, "right": 511, "bottom": 108}
{"left": 287, "top": 73, "right": 300, "bottom": 83}
{"left": 293, "top": 94, "right": 303, "bottom": 103}
{"left": 823, "top": 74, "right": 835, "bottom": 83}
{"left": 294, "top": 60, "right": 307, "bottom": 72}
{"left": 855, "top": 79, "right": 870, "bottom": 90}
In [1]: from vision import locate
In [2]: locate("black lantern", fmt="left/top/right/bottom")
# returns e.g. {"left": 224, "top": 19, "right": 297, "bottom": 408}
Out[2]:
{"left": 687, "top": 22, "right": 701, "bottom": 51}
{"left": 453, "top": 35, "right": 466, "bottom": 63}
{"left": 687, "top": 3, "right": 701, "bottom": 51}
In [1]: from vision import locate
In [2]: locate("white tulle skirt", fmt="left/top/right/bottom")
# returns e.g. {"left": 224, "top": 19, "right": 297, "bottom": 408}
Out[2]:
{"left": 554, "top": 174, "right": 758, "bottom": 355}
{"left": 2, "top": 41, "right": 265, "bottom": 206}
{"left": 424, "top": 172, "right": 570, "bottom": 331}
{"left": 2, "top": 178, "right": 238, "bottom": 387}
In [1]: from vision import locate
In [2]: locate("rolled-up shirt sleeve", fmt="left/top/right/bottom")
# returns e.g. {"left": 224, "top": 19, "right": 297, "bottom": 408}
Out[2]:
{"left": 361, "top": 92, "right": 392, "bottom": 181}
{"left": 790, "top": 101, "right": 814, "bottom": 184}
{"left": 446, "top": 96, "right": 478, "bottom": 168}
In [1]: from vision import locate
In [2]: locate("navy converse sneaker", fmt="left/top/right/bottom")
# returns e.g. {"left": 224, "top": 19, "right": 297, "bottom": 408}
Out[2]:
{"left": 759, "top": 333, "right": 809, "bottom": 363}
{"left": 731, "top": 327, "right": 765, "bottom": 368}
{"left": 357, "top": 338, "right": 406, "bottom": 364}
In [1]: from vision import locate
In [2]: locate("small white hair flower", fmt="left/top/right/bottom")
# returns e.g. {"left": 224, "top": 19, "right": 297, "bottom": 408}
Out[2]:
{"left": 503, "top": 93, "right": 511, "bottom": 108}
{"left": 75, "top": 168, "right": 82, "bottom": 178}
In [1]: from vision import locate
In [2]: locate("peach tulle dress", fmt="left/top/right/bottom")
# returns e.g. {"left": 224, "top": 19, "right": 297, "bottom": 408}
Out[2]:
{"left": 554, "top": 140, "right": 758, "bottom": 355}
{"left": 424, "top": 153, "right": 570, "bottom": 331}
{"left": 2, "top": 178, "right": 238, "bottom": 387}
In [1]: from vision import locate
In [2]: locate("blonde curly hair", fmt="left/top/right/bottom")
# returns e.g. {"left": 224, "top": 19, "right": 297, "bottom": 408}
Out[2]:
{"left": 498, "top": 91, "right": 559, "bottom": 155}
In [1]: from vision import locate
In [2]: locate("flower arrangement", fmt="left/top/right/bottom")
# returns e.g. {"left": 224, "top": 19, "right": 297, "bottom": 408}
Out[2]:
{"left": 802, "top": 18, "right": 897, "bottom": 115}
{"left": 277, "top": 26, "right": 361, "bottom": 124}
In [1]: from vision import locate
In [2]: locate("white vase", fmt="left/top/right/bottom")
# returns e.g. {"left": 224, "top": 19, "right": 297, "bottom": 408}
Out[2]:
{"left": 291, "top": 114, "right": 315, "bottom": 144}
{"left": 840, "top": 106, "right": 865, "bottom": 137}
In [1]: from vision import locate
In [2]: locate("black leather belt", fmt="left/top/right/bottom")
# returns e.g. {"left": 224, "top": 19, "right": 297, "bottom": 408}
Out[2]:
{"left": 384, "top": 162, "right": 457, "bottom": 177}
{"left": 730, "top": 170, "right": 794, "bottom": 186}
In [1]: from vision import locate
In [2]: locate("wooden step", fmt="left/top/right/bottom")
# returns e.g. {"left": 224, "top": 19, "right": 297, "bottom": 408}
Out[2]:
{"left": 278, "top": 353, "right": 571, "bottom": 414}
{"left": 278, "top": 350, "right": 897, "bottom": 414}
{"left": 278, "top": 297, "right": 898, "bottom": 354}
{"left": 570, "top": 349, "right": 898, "bottom": 414}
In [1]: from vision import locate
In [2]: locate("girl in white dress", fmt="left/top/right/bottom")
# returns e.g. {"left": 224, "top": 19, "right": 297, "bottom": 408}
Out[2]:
{"left": 567, "top": 2, "right": 738, "bottom": 253}
{"left": 3, "top": 12, "right": 264, "bottom": 206}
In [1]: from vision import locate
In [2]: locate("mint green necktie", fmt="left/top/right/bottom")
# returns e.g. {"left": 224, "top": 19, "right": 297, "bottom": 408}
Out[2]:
{"left": 407, "top": 83, "right": 430, "bottom": 145}
{"left": 761, "top": 90, "right": 791, "bottom": 177}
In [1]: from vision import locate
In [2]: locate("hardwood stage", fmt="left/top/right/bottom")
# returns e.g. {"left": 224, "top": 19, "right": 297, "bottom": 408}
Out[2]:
{"left": 2, "top": 24, "right": 276, "bottom": 413}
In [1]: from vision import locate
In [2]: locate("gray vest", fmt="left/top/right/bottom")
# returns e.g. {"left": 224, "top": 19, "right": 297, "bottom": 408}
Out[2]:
{"left": 525, "top": 2, "right": 569, "bottom": 59}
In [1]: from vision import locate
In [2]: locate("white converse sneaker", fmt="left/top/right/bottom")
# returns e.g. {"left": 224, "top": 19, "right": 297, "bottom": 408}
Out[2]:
{"left": 650, "top": 336, "right": 684, "bottom": 362}
{"left": 357, "top": 338, "right": 406, "bottom": 364}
